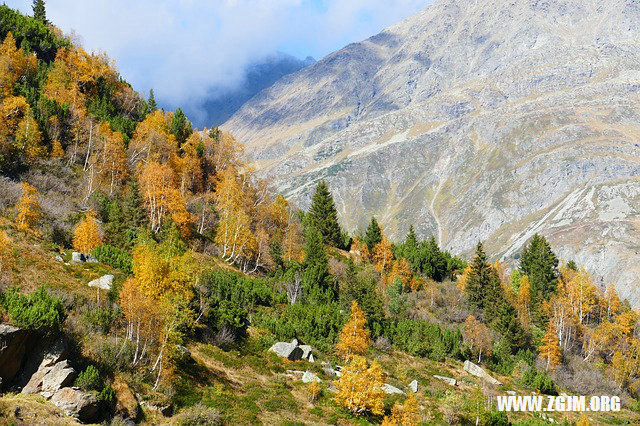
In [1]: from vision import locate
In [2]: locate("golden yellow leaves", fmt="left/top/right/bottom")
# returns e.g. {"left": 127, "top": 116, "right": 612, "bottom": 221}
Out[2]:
{"left": 539, "top": 320, "right": 562, "bottom": 370}
{"left": 382, "top": 392, "right": 420, "bottom": 426}
{"left": 0, "top": 33, "right": 37, "bottom": 99}
{"left": 336, "top": 301, "right": 371, "bottom": 361}
{"left": 463, "top": 315, "right": 492, "bottom": 363}
{"left": 15, "top": 182, "right": 42, "bottom": 233}
{"left": 334, "top": 355, "right": 385, "bottom": 416}
{"left": 72, "top": 210, "right": 101, "bottom": 254}
{"left": 0, "top": 229, "right": 13, "bottom": 274}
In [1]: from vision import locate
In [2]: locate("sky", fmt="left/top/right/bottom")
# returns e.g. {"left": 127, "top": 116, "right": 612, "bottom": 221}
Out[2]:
{"left": 4, "top": 0, "right": 430, "bottom": 127}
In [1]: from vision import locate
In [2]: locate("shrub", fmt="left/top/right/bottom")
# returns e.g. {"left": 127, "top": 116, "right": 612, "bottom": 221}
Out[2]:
{"left": 74, "top": 365, "right": 102, "bottom": 391}
{"left": 386, "top": 319, "right": 463, "bottom": 360}
{"left": 83, "top": 306, "right": 117, "bottom": 333}
{"left": 253, "top": 303, "right": 344, "bottom": 352}
{"left": 201, "top": 270, "right": 275, "bottom": 308}
{"left": 99, "top": 384, "right": 116, "bottom": 407}
{"left": 177, "top": 404, "right": 222, "bottom": 426}
{"left": 92, "top": 244, "right": 132, "bottom": 274}
{"left": 0, "top": 286, "right": 65, "bottom": 332}
{"left": 521, "top": 368, "right": 556, "bottom": 395}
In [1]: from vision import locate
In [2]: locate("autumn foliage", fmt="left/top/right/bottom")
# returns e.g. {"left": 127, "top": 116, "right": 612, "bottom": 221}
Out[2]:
{"left": 73, "top": 210, "right": 101, "bottom": 254}
{"left": 334, "top": 355, "right": 385, "bottom": 416}
{"left": 336, "top": 301, "right": 371, "bottom": 361}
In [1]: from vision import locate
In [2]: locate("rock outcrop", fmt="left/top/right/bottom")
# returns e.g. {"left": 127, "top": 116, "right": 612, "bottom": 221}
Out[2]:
{"left": 226, "top": 0, "right": 640, "bottom": 307}
{"left": 463, "top": 360, "right": 502, "bottom": 386}
{"left": 0, "top": 325, "right": 31, "bottom": 390}
{"left": 50, "top": 387, "right": 99, "bottom": 422}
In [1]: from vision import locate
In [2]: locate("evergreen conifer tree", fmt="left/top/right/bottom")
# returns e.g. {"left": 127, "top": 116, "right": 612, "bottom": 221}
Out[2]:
{"left": 307, "top": 180, "right": 343, "bottom": 247}
{"left": 465, "top": 242, "right": 492, "bottom": 310}
{"left": 302, "top": 226, "right": 333, "bottom": 303}
{"left": 170, "top": 108, "right": 192, "bottom": 145}
{"left": 147, "top": 89, "right": 157, "bottom": 112}
{"left": 519, "top": 234, "right": 559, "bottom": 323}
{"left": 363, "top": 217, "right": 382, "bottom": 252}
{"left": 32, "top": 0, "right": 47, "bottom": 23}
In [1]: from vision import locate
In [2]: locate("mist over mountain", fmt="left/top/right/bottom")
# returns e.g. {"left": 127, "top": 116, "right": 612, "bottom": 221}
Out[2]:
{"left": 195, "top": 53, "right": 315, "bottom": 128}
{"left": 225, "top": 0, "right": 640, "bottom": 306}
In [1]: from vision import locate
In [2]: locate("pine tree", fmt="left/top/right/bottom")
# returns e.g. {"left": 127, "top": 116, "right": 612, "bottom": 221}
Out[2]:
{"left": 539, "top": 320, "right": 562, "bottom": 370}
{"left": 147, "top": 89, "right": 157, "bottom": 112}
{"left": 32, "top": 0, "right": 47, "bottom": 24}
{"left": 307, "top": 180, "right": 343, "bottom": 247}
{"left": 336, "top": 301, "right": 371, "bottom": 360}
{"left": 363, "top": 217, "right": 382, "bottom": 252}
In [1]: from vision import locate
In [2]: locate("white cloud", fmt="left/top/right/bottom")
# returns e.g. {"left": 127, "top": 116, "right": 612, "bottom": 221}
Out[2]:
{"left": 4, "top": 0, "right": 430, "bottom": 126}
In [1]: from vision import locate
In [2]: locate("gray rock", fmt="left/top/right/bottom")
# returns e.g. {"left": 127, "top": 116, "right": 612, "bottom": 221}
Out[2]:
{"left": 51, "top": 387, "right": 99, "bottom": 422}
{"left": 408, "top": 379, "right": 419, "bottom": 392}
{"left": 463, "top": 360, "right": 502, "bottom": 386}
{"left": 55, "top": 255, "right": 63, "bottom": 262}
{"left": 290, "top": 338, "right": 299, "bottom": 346}
{"left": 327, "top": 383, "right": 339, "bottom": 394}
{"left": 506, "top": 390, "right": 517, "bottom": 396}
{"left": 88, "top": 274, "right": 114, "bottom": 291}
{"left": 226, "top": 0, "right": 640, "bottom": 309}
{"left": 41, "top": 360, "right": 76, "bottom": 393}
{"left": 299, "top": 345, "right": 313, "bottom": 360}
{"left": 381, "top": 383, "right": 405, "bottom": 395}
{"left": 86, "top": 255, "right": 99, "bottom": 263}
{"left": 302, "top": 371, "right": 322, "bottom": 384}
{"left": 433, "top": 375, "right": 457, "bottom": 386}
{"left": 308, "top": 353, "right": 315, "bottom": 363}
{"left": 17, "top": 336, "right": 68, "bottom": 393}
{"left": 71, "top": 252, "right": 84, "bottom": 264}
{"left": 0, "top": 325, "right": 31, "bottom": 390}
{"left": 268, "top": 342, "right": 303, "bottom": 361}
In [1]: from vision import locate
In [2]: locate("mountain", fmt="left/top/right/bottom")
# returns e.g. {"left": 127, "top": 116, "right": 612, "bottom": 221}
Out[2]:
{"left": 224, "top": 0, "right": 640, "bottom": 307}
{"left": 199, "top": 52, "right": 315, "bottom": 127}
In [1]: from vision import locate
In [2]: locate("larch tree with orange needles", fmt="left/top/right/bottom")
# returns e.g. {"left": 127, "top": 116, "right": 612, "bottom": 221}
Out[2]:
{"left": 463, "top": 315, "right": 492, "bottom": 363}
{"left": 336, "top": 300, "right": 371, "bottom": 361}
{"left": 373, "top": 235, "right": 393, "bottom": 274}
{"left": 334, "top": 355, "right": 385, "bottom": 416}
{"left": 382, "top": 392, "right": 420, "bottom": 426}
{"left": 73, "top": 210, "right": 101, "bottom": 254}
{"left": 539, "top": 320, "right": 562, "bottom": 370}
{"left": 15, "top": 182, "right": 42, "bottom": 232}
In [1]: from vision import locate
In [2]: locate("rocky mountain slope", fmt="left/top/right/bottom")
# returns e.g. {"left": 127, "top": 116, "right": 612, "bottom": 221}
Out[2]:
{"left": 224, "top": 0, "right": 640, "bottom": 307}
{"left": 200, "top": 52, "right": 315, "bottom": 127}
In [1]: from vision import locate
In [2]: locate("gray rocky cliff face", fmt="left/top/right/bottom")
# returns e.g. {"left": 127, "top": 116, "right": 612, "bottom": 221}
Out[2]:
{"left": 224, "top": 0, "right": 640, "bottom": 306}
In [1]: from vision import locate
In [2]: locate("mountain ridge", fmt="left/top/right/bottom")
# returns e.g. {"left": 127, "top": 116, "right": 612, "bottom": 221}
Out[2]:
{"left": 224, "top": 0, "right": 640, "bottom": 306}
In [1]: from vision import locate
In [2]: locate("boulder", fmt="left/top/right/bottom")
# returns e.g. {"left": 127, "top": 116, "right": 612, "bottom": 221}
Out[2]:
{"left": 433, "top": 375, "right": 457, "bottom": 386}
{"left": 299, "top": 345, "right": 313, "bottom": 360}
{"left": 41, "top": 360, "right": 76, "bottom": 393}
{"left": 55, "top": 255, "right": 63, "bottom": 262}
{"left": 463, "top": 360, "right": 502, "bottom": 385}
{"left": 71, "top": 252, "right": 85, "bottom": 264}
{"left": 308, "top": 353, "right": 315, "bottom": 363}
{"left": 88, "top": 274, "right": 114, "bottom": 291}
{"left": 381, "top": 383, "right": 405, "bottom": 395}
{"left": 290, "top": 338, "right": 299, "bottom": 346}
{"left": 301, "top": 371, "right": 322, "bottom": 384}
{"left": 86, "top": 255, "right": 99, "bottom": 263}
{"left": 408, "top": 379, "right": 419, "bottom": 392}
{"left": 268, "top": 342, "right": 303, "bottom": 361}
{"left": 0, "top": 325, "right": 31, "bottom": 390}
{"left": 51, "top": 387, "right": 99, "bottom": 422}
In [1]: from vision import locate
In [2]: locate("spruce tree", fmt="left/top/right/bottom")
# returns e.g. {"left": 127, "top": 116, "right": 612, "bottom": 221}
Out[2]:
{"left": 32, "top": 0, "right": 47, "bottom": 24}
{"left": 307, "top": 180, "right": 343, "bottom": 248}
{"left": 170, "top": 108, "right": 192, "bottom": 145}
{"left": 302, "top": 226, "right": 334, "bottom": 303}
{"left": 363, "top": 217, "right": 382, "bottom": 252}
{"left": 147, "top": 89, "right": 157, "bottom": 112}
{"left": 519, "top": 234, "right": 558, "bottom": 323}
{"left": 466, "top": 242, "right": 492, "bottom": 310}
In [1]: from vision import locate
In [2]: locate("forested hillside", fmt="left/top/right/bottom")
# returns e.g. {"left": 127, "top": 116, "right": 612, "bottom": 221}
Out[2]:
{"left": 0, "top": 3, "right": 639, "bottom": 425}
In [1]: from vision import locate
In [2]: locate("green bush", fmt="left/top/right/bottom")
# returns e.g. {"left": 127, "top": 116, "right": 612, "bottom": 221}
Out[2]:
{"left": 386, "top": 319, "right": 463, "bottom": 361}
{"left": 98, "top": 384, "right": 116, "bottom": 407}
{"left": 201, "top": 270, "right": 275, "bottom": 308}
{"left": 92, "top": 244, "right": 132, "bottom": 274}
{"left": 74, "top": 365, "right": 102, "bottom": 391}
{"left": 83, "top": 306, "right": 117, "bottom": 333}
{"left": 253, "top": 303, "right": 344, "bottom": 352}
{"left": 177, "top": 404, "right": 222, "bottom": 426}
{"left": 0, "top": 286, "right": 65, "bottom": 332}
{"left": 520, "top": 368, "right": 556, "bottom": 395}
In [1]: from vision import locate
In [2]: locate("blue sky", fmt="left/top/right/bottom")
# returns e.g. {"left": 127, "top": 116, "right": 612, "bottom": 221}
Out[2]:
{"left": 4, "top": 0, "right": 430, "bottom": 125}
